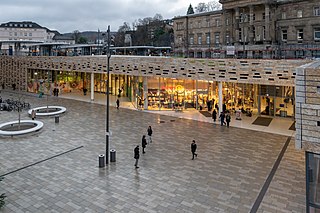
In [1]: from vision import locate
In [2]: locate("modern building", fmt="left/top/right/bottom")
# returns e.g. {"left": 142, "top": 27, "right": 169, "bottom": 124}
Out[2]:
{"left": 295, "top": 60, "right": 320, "bottom": 212}
{"left": 173, "top": 0, "right": 320, "bottom": 59}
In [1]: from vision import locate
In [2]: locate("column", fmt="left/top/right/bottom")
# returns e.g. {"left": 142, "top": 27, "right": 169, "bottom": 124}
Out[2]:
{"left": 90, "top": 72, "right": 94, "bottom": 101}
{"left": 219, "top": 81, "right": 223, "bottom": 114}
{"left": 143, "top": 77, "right": 148, "bottom": 110}
{"left": 195, "top": 80, "right": 198, "bottom": 110}
{"left": 265, "top": 4, "right": 270, "bottom": 41}
{"left": 235, "top": 7, "right": 240, "bottom": 45}
{"left": 249, "top": 5, "right": 254, "bottom": 44}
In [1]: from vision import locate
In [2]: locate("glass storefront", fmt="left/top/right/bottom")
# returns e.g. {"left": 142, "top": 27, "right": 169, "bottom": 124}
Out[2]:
{"left": 26, "top": 69, "right": 295, "bottom": 119}
{"left": 306, "top": 152, "right": 320, "bottom": 212}
{"left": 259, "top": 85, "right": 295, "bottom": 117}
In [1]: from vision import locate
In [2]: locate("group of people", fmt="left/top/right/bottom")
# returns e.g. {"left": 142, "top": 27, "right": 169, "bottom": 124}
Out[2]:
{"left": 134, "top": 126, "right": 153, "bottom": 168}
{"left": 53, "top": 88, "right": 59, "bottom": 97}
{"left": 211, "top": 109, "right": 231, "bottom": 127}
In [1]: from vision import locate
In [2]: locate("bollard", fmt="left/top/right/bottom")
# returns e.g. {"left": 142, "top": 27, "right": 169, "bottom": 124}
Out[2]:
{"left": 55, "top": 115, "right": 59, "bottom": 124}
{"left": 98, "top": 154, "right": 105, "bottom": 168}
{"left": 110, "top": 149, "right": 116, "bottom": 162}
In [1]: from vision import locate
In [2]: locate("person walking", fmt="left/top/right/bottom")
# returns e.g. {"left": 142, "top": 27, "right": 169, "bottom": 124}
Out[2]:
{"left": 212, "top": 109, "right": 217, "bottom": 122}
{"left": 219, "top": 111, "right": 225, "bottom": 126}
{"left": 134, "top": 145, "right": 140, "bottom": 169}
{"left": 147, "top": 126, "right": 153, "bottom": 143}
{"left": 226, "top": 112, "right": 231, "bottom": 128}
{"left": 116, "top": 98, "right": 120, "bottom": 110}
{"left": 31, "top": 110, "right": 36, "bottom": 120}
{"left": 191, "top": 140, "right": 198, "bottom": 160}
{"left": 142, "top": 135, "right": 147, "bottom": 154}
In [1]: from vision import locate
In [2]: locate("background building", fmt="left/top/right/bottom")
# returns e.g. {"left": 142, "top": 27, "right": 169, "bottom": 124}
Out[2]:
{"left": 0, "top": 21, "right": 73, "bottom": 56}
{"left": 173, "top": 0, "right": 320, "bottom": 59}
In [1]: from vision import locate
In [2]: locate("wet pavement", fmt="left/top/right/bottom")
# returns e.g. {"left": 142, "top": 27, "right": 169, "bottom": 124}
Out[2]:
{"left": 0, "top": 90, "right": 305, "bottom": 212}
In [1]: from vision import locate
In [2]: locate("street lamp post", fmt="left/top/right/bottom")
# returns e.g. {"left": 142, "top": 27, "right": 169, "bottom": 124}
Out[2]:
{"left": 106, "top": 25, "right": 111, "bottom": 165}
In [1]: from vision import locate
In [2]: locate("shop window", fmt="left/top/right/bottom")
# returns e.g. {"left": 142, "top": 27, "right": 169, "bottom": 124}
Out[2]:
{"left": 306, "top": 152, "right": 320, "bottom": 212}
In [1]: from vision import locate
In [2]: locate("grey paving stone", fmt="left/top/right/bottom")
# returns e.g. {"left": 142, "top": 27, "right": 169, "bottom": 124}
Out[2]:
{"left": 0, "top": 91, "right": 305, "bottom": 212}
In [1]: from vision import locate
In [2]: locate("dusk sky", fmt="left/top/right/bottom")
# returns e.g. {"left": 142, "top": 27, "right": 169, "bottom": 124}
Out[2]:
{"left": 0, "top": 0, "right": 213, "bottom": 33}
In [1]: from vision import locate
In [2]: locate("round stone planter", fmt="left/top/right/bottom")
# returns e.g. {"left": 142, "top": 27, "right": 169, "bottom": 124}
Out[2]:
{"left": 28, "top": 106, "right": 67, "bottom": 117}
{"left": 0, "top": 120, "right": 44, "bottom": 136}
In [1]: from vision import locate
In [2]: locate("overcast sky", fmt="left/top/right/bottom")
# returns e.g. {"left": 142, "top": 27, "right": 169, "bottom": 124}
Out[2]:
{"left": 0, "top": 0, "right": 208, "bottom": 33}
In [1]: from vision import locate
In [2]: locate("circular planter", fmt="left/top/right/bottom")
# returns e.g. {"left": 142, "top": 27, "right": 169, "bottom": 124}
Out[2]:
{"left": 0, "top": 120, "right": 44, "bottom": 136}
{"left": 28, "top": 106, "right": 67, "bottom": 117}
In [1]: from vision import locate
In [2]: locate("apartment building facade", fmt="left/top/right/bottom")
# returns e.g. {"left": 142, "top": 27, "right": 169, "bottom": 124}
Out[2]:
{"left": 173, "top": 0, "right": 320, "bottom": 59}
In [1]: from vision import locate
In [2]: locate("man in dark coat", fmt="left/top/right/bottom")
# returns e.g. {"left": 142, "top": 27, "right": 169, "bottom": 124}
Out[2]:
{"left": 191, "top": 140, "right": 198, "bottom": 160}
{"left": 219, "top": 112, "right": 226, "bottom": 126}
{"left": 212, "top": 109, "right": 217, "bottom": 122}
{"left": 142, "top": 135, "right": 147, "bottom": 154}
{"left": 134, "top": 145, "right": 140, "bottom": 168}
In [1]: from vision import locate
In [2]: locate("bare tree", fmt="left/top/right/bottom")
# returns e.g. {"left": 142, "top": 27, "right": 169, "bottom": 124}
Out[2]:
{"left": 195, "top": 3, "right": 208, "bottom": 13}
{"left": 207, "top": 1, "right": 222, "bottom": 11}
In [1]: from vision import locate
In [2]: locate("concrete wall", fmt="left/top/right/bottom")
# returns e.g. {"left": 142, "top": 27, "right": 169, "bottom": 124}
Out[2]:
{"left": 295, "top": 60, "right": 320, "bottom": 152}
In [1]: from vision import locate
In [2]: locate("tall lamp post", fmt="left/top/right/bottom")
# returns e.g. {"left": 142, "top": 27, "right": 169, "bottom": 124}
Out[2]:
{"left": 106, "top": 25, "right": 111, "bottom": 164}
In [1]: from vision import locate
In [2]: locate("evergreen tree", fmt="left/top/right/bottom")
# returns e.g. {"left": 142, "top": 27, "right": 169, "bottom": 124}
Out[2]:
{"left": 187, "top": 4, "right": 194, "bottom": 15}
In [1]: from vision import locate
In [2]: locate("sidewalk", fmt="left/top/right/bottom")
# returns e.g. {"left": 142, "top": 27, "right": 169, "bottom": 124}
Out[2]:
{"left": 59, "top": 91, "right": 296, "bottom": 137}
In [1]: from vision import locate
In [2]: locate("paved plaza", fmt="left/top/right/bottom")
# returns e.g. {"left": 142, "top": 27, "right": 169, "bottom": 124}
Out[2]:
{"left": 0, "top": 91, "right": 305, "bottom": 212}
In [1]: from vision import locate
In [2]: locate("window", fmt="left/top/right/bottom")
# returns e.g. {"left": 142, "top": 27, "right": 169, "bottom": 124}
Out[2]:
{"left": 215, "top": 19, "right": 220, "bottom": 27}
{"left": 177, "top": 23, "right": 183, "bottom": 30}
{"left": 226, "top": 33, "right": 230, "bottom": 44}
{"left": 14, "top": 32, "right": 17, "bottom": 36}
{"left": 29, "top": 32, "right": 32, "bottom": 36}
{"left": 315, "top": 28, "right": 320, "bottom": 40}
{"left": 239, "top": 28, "right": 242, "bottom": 41}
{"left": 263, "top": 26, "right": 266, "bottom": 39}
{"left": 206, "top": 19, "right": 210, "bottom": 27}
{"left": 198, "top": 21, "right": 201, "bottom": 28}
{"left": 252, "top": 26, "right": 256, "bottom": 39}
{"left": 297, "top": 10, "right": 303, "bottom": 18}
{"left": 297, "top": 29, "right": 303, "bottom": 40}
{"left": 189, "top": 22, "right": 193, "bottom": 29}
{"left": 214, "top": 33, "right": 220, "bottom": 45}
{"left": 9, "top": 32, "right": 12, "bottom": 36}
{"left": 190, "top": 35, "right": 194, "bottom": 45}
{"left": 314, "top": 7, "right": 320, "bottom": 16}
{"left": 253, "top": 14, "right": 256, "bottom": 21}
{"left": 282, "top": 30, "right": 288, "bottom": 41}
{"left": 226, "top": 18, "right": 229, "bottom": 26}
{"left": 282, "top": 12, "right": 286, "bottom": 19}
{"left": 206, "top": 33, "right": 210, "bottom": 45}
{"left": 262, "top": 13, "right": 265, "bottom": 20}
{"left": 198, "top": 34, "right": 202, "bottom": 44}
{"left": 24, "top": 32, "right": 27, "bottom": 36}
